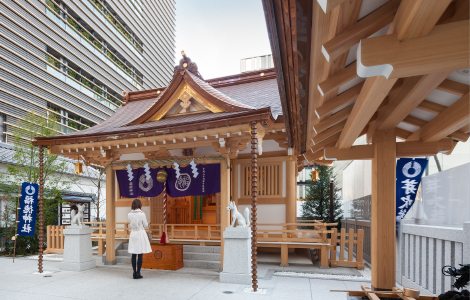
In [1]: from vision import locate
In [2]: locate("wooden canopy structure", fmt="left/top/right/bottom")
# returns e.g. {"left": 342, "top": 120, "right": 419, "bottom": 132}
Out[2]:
{"left": 263, "top": 0, "right": 469, "bottom": 290}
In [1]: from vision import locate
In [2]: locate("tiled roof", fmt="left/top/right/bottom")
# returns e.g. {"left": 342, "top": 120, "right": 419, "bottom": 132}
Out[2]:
{"left": 187, "top": 71, "right": 255, "bottom": 110}
{"left": 0, "top": 142, "right": 104, "bottom": 180}
{"left": 34, "top": 69, "right": 280, "bottom": 145}
{"left": 216, "top": 78, "right": 282, "bottom": 119}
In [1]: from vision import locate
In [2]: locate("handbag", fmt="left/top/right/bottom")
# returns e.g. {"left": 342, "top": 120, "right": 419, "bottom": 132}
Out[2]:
{"left": 147, "top": 224, "right": 153, "bottom": 241}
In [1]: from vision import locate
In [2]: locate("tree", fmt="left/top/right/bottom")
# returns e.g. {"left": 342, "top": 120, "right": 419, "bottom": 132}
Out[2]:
{"left": 0, "top": 111, "right": 77, "bottom": 255}
{"left": 301, "top": 165, "right": 343, "bottom": 227}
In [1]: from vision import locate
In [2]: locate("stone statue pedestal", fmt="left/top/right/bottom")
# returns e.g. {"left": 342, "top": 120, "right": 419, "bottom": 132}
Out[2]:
{"left": 219, "top": 226, "right": 252, "bottom": 285}
{"left": 60, "top": 224, "right": 96, "bottom": 271}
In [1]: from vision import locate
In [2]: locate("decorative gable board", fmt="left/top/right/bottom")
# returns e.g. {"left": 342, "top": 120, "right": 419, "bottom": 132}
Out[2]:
{"left": 146, "top": 82, "right": 223, "bottom": 122}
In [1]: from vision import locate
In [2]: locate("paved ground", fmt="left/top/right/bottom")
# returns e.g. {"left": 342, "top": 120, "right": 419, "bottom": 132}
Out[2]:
{"left": 0, "top": 255, "right": 370, "bottom": 300}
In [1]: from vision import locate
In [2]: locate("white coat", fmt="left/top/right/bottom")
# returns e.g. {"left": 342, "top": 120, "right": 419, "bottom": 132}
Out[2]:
{"left": 127, "top": 209, "right": 152, "bottom": 254}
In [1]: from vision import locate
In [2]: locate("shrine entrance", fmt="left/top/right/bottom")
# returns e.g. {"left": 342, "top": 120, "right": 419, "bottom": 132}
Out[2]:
{"left": 150, "top": 192, "right": 220, "bottom": 226}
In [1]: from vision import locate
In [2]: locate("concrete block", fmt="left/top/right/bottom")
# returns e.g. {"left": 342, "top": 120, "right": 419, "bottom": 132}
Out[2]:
{"left": 61, "top": 225, "right": 96, "bottom": 271}
{"left": 219, "top": 226, "right": 252, "bottom": 285}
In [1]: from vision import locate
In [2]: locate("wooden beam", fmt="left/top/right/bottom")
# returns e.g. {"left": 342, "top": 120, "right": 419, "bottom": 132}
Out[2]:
{"left": 393, "top": 0, "right": 452, "bottom": 41}
{"left": 436, "top": 79, "right": 470, "bottom": 96}
{"left": 321, "top": 0, "right": 401, "bottom": 62}
{"left": 325, "top": 138, "right": 454, "bottom": 160}
{"left": 220, "top": 153, "right": 230, "bottom": 268}
{"left": 312, "top": 159, "right": 334, "bottom": 167}
{"left": 396, "top": 138, "right": 454, "bottom": 157}
{"left": 417, "top": 99, "right": 447, "bottom": 114}
{"left": 340, "top": 0, "right": 454, "bottom": 150}
{"left": 324, "top": 144, "right": 374, "bottom": 160}
{"left": 407, "top": 92, "right": 470, "bottom": 142}
{"left": 315, "top": 82, "right": 363, "bottom": 119}
{"left": 376, "top": 72, "right": 451, "bottom": 130}
{"left": 314, "top": 104, "right": 353, "bottom": 134}
{"left": 318, "top": 62, "right": 357, "bottom": 96}
{"left": 371, "top": 129, "right": 396, "bottom": 290}
{"left": 395, "top": 127, "right": 413, "bottom": 140}
{"left": 311, "top": 132, "right": 341, "bottom": 153}
{"left": 402, "top": 115, "right": 469, "bottom": 142}
{"left": 337, "top": 76, "right": 397, "bottom": 149}
{"left": 316, "top": 0, "right": 349, "bottom": 14}
{"left": 303, "top": 141, "right": 336, "bottom": 162}
{"left": 312, "top": 120, "right": 346, "bottom": 145}
{"left": 358, "top": 20, "right": 470, "bottom": 79}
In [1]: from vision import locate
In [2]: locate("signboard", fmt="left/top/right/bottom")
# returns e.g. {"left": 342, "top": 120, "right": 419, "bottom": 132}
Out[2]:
{"left": 396, "top": 158, "right": 428, "bottom": 225}
{"left": 17, "top": 182, "right": 39, "bottom": 236}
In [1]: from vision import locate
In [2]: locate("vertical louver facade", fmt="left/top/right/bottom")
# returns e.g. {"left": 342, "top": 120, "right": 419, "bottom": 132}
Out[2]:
{"left": 0, "top": 0, "right": 175, "bottom": 142}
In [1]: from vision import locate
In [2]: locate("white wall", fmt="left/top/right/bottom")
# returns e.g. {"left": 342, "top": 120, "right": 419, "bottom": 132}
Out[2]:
{"left": 239, "top": 204, "right": 286, "bottom": 229}
{"left": 115, "top": 205, "right": 150, "bottom": 224}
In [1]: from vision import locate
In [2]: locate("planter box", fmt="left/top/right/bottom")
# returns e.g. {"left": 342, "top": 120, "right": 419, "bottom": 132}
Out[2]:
{"left": 142, "top": 244, "right": 183, "bottom": 271}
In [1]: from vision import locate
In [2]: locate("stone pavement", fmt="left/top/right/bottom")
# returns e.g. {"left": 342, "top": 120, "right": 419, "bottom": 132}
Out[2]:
{"left": 0, "top": 255, "right": 370, "bottom": 300}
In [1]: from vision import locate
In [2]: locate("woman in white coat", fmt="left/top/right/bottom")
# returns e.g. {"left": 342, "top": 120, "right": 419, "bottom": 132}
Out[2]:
{"left": 128, "top": 199, "right": 152, "bottom": 279}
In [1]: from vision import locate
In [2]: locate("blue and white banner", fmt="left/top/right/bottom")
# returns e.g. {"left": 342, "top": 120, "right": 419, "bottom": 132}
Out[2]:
{"left": 396, "top": 158, "right": 428, "bottom": 225}
{"left": 17, "top": 182, "right": 39, "bottom": 236}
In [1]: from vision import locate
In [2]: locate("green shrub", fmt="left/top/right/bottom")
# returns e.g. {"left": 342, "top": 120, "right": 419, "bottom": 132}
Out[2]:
{"left": 46, "top": 0, "right": 60, "bottom": 14}
{"left": 94, "top": 0, "right": 103, "bottom": 11}
{"left": 94, "top": 40, "right": 102, "bottom": 50}
{"left": 106, "top": 51, "right": 114, "bottom": 61}
{"left": 82, "top": 79, "right": 92, "bottom": 88}
{"left": 94, "top": 86, "right": 103, "bottom": 94}
{"left": 68, "top": 69, "right": 79, "bottom": 80}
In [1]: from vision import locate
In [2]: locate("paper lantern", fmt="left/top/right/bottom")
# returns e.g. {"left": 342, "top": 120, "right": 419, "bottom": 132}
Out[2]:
{"left": 74, "top": 162, "right": 83, "bottom": 174}
{"left": 311, "top": 170, "right": 320, "bottom": 181}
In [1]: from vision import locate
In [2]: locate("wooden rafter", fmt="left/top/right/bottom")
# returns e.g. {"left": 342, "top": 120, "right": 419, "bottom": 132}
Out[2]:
{"left": 315, "top": 81, "right": 363, "bottom": 118}
{"left": 407, "top": 92, "right": 470, "bottom": 142}
{"left": 321, "top": 0, "right": 400, "bottom": 62}
{"left": 337, "top": 0, "right": 453, "bottom": 149}
{"left": 318, "top": 62, "right": 357, "bottom": 96}
{"left": 314, "top": 104, "right": 353, "bottom": 134}
{"left": 376, "top": 72, "right": 451, "bottom": 130}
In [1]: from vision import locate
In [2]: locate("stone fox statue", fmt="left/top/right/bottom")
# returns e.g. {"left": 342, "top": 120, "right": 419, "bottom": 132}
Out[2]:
{"left": 226, "top": 201, "right": 250, "bottom": 227}
{"left": 70, "top": 204, "right": 85, "bottom": 226}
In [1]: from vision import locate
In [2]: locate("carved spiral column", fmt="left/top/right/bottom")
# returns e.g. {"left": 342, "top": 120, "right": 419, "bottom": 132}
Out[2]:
{"left": 38, "top": 146, "right": 44, "bottom": 273}
{"left": 250, "top": 121, "right": 258, "bottom": 291}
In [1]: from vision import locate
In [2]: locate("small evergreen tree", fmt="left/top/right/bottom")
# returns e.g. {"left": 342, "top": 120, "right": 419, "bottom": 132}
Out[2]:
{"left": 0, "top": 112, "right": 76, "bottom": 255}
{"left": 301, "top": 165, "right": 343, "bottom": 227}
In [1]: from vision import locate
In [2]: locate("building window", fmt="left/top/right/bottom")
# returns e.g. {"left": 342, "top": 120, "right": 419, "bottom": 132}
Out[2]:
{"left": 47, "top": 103, "right": 96, "bottom": 133}
{"left": 46, "top": 47, "right": 123, "bottom": 110}
{"left": 45, "top": 0, "right": 144, "bottom": 90}
{"left": 0, "top": 113, "right": 6, "bottom": 143}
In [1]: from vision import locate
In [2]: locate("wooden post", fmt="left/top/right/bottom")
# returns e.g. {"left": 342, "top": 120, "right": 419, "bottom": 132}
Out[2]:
{"left": 286, "top": 154, "right": 297, "bottom": 230}
{"left": 220, "top": 154, "right": 230, "bottom": 269}
{"left": 251, "top": 121, "right": 258, "bottom": 292}
{"left": 371, "top": 129, "right": 396, "bottom": 290}
{"left": 38, "top": 146, "right": 44, "bottom": 273}
{"left": 105, "top": 166, "right": 116, "bottom": 264}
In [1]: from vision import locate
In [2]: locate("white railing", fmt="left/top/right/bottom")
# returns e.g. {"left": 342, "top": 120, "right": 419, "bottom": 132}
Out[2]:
{"left": 397, "top": 220, "right": 470, "bottom": 295}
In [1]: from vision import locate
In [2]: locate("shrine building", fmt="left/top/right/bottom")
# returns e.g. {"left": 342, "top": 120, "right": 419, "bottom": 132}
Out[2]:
{"left": 33, "top": 53, "right": 308, "bottom": 266}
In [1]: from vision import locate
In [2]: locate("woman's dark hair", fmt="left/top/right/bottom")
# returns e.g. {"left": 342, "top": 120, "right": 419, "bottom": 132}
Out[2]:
{"left": 131, "top": 199, "right": 142, "bottom": 210}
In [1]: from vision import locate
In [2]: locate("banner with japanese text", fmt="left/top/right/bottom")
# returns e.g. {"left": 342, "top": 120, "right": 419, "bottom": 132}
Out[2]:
{"left": 396, "top": 158, "right": 428, "bottom": 225}
{"left": 17, "top": 182, "right": 39, "bottom": 236}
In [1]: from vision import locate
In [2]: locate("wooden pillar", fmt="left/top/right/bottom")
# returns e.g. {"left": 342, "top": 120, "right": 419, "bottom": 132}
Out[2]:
{"left": 220, "top": 154, "right": 230, "bottom": 269}
{"left": 286, "top": 154, "right": 297, "bottom": 230}
{"left": 371, "top": 129, "right": 396, "bottom": 290}
{"left": 105, "top": 167, "right": 116, "bottom": 264}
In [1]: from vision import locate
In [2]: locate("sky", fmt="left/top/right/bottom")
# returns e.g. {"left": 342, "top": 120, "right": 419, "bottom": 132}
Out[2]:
{"left": 174, "top": 0, "right": 272, "bottom": 79}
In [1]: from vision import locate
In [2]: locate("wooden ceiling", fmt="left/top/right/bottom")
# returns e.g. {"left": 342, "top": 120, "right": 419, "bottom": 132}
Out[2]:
{"left": 263, "top": 0, "right": 470, "bottom": 163}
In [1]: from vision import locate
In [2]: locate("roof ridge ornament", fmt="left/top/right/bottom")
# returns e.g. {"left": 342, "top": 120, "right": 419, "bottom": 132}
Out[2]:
{"left": 174, "top": 50, "right": 203, "bottom": 80}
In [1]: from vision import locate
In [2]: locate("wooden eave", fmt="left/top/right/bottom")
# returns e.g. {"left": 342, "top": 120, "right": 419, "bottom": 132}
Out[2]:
{"left": 207, "top": 68, "right": 277, "bottom": 88}
{"left": 33, "top": 107, "right": 275, "bottom": 147}
{"left": 263, "top": 0, "right": 470, "bottom": 163}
